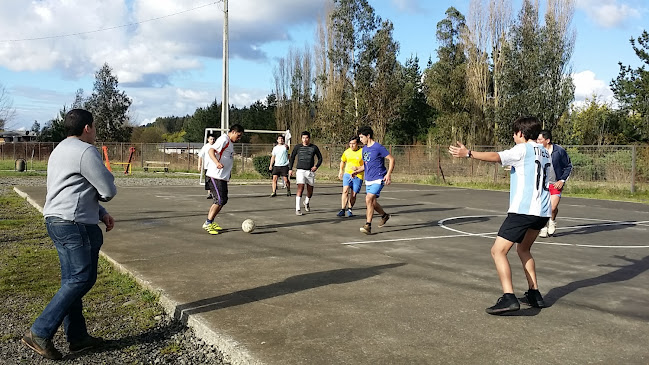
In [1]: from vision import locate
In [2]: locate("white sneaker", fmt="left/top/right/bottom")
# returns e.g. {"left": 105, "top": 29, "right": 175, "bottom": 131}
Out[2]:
{"left": 538, "top": 227, "right": 548, "bottom": 238}
{"left": 547, "top": 220, "right": 556, "bottom": 235}
{"left": 304, "top": 202, "right": 310, "bottom": 212}
{"left": 296, "top": 210, "right": 303, "bottom": 216}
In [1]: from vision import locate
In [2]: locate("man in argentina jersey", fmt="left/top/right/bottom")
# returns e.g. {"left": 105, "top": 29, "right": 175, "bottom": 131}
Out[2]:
{"left": 449, "top": 116, "right": 551, "bottom": 315}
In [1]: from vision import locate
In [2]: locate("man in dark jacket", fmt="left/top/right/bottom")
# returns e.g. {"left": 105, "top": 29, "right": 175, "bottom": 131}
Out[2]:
{"left": 537, "top": 130, "right": 572, "bottom": 237}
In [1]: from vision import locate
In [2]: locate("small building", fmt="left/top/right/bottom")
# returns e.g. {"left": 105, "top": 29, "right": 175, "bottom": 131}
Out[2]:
{"left": 0, "top": 130, "right": 38, "bottom": 143}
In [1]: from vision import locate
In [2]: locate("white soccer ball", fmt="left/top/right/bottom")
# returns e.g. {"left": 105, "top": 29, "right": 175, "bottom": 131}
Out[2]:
{"left": 242, "top": 219, "right": 256, "bottom": 233}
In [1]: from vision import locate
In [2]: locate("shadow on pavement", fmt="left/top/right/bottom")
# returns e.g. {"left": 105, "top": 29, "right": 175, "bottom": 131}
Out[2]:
{"left": 544, "top": 255, "right": 649, "bottom": 307}
{"left": 173, "top": 263, "right": 407, "bottom": 323}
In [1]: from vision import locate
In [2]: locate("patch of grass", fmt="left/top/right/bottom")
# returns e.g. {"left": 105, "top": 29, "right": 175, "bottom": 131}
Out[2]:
{"left": 0, "top": 187, "right": 168, "bottom": 340}
{"left": 160, "top": 341, "right": 182, "bottom": 355}
{"left": 0, "top": 160, "right": 48, "bottom": 171}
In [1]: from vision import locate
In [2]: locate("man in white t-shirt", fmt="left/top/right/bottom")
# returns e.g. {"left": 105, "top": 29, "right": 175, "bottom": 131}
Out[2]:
{"left": 449, "top": 116, "right": 551, "bottom": 315}
{"left": 201, "top": 124, "right": 244, "bottom": 235}
{"left": 268, "top": 135, "right": 291, "bottom": 197}
{"left": 198, "top": 134, "right": 216, "bottom": 199}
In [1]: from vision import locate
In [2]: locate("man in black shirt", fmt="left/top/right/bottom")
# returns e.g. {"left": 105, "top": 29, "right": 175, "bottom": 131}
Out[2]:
{"left": 289, "top": 131, "right": 322, "bottom": 215}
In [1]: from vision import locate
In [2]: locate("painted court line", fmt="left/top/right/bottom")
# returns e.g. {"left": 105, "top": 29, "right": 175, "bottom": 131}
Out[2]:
{"left": 342, "top": 216, "right": 649, "bottom": 248}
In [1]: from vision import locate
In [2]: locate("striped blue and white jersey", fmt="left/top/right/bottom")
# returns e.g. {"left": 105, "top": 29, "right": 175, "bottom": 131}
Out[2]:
{"left": 498, "top": 142, "right": 551, "bottom": 217}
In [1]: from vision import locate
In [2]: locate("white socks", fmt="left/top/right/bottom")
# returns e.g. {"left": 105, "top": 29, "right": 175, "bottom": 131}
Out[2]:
{"left": 296, "top": 196, "right": 311, "bottom": 210}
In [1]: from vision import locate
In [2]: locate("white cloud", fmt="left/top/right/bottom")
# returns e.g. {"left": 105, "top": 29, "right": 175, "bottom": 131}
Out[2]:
{"left": 391, "top": 0, "right": 424, "bottom": 13}
{"left": 571, "top": 70, "right": 615, "bottom": 108}
{"left": 0, "top": 0, "right": 326, "bottom": 85}
{"left": 0, "top": 0, "right": 326, "bottom": 129}
{"left": 575, "top": 0, "right": 641, "bottom": 28}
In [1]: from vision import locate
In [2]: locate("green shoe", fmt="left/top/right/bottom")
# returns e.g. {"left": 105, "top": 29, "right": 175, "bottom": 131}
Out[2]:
{"left": 202, "top": 222, "right": 220, "bottom": 235}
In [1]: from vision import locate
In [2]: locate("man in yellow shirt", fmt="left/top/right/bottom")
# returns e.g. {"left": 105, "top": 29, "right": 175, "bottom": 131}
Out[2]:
{"left": 337, "top": 136, "right": 364, "bottom": 217}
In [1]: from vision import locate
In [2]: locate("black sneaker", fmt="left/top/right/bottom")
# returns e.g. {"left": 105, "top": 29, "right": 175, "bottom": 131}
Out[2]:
{"left": 69, "top": 335, "right": 105, "bottom": 353}
{"left": 523, "top": 289, "right": 546, "bottom": 308}
{"left": 206, "top": 194, "right": 213, "bottom": 199}
{"left": 287, "top": 189, "right": 291, "bottom": 197}
{"left": 485, "top": 293, "right": 520, "bottom": 315}
{"left": 378, "top": 213, "right": 390, "bottom": 227}
{"left": 337, "top": 209, "right": 345, "bottom": 217}
{"left": 21, "top": 331, "right": 63, "bottom": 360}
{"left": 270, "top": 192, "right": 277, "bottom": 197}
{"left": 360, "top": 224, "right": 372, "bottom": 235}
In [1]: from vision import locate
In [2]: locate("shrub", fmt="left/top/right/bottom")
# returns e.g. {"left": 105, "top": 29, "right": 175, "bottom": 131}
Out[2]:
{"left": 253, "top": 155, "right": 272, "bottom": 178}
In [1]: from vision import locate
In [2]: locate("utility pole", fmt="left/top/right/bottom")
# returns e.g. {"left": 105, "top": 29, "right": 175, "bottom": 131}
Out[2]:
{"left": 220, "top": 0, "right": 229, "bottom": 134}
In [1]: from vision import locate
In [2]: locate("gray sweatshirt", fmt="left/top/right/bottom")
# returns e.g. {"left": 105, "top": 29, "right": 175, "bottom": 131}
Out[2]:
{"left": 43, "top": 137, "right": 117, "bottom": 224}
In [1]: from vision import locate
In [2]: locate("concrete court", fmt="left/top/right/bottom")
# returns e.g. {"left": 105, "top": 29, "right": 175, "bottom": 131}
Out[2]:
{"left": 15, "top": 182, "right": 649, "bottom": 365}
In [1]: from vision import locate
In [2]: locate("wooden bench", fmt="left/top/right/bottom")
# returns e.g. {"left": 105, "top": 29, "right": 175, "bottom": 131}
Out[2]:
{"left": 144, "top": 161, "right": 170, "bottom": 172}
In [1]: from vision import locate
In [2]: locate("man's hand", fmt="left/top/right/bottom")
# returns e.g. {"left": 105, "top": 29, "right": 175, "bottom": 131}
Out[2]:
{"left": 311, "top": 166, "right": 318, "bottom": 172}
{"left": 554, "top": 180, "right": 565, "bottom": 190}
{"left": 448, "top": 141, "right": 469, "bottom": 158}
{"left": 383, "top": 174, "right": 392, "bottom": 185}
{"left": 216, "top": 162, "right": 224, "bottom": 169}
{"left": 102, "top": 214, "right": 115, "bottom": 232}
{"left": 289, "top": 170, "right": 293, "bottom": 177}
{"left": 338, "top": 171, "right": 344, "bottom": 180}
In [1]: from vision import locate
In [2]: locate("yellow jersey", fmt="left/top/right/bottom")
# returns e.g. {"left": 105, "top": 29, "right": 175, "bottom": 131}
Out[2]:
{"left": 341, "top": 148, "right": 364, "bottom": 180}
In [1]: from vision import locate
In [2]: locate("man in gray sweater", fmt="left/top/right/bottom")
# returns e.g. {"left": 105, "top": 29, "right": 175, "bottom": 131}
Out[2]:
{"left": 22, "top": 109, "right": 117, "bottom": 360}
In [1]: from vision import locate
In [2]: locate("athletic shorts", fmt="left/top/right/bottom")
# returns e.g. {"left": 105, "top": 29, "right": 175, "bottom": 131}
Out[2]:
{"left": 296, "top": 169, "right": 315, "bottom": 186}
{"left": 207, "top": 177, "right": 229, "bottom": 206}
{"left": 342, "top": 173, "right": 362, "bottom": 194}
{"left": 549, "top": 184, "right": 562, "bottom": 196}
{"left": 203, "top": 169, "right": 210, "bottom": 190}
{"left": 272, "top": 165, "right": 289, "bottom": 177}
{"left": 365, "top": 181, "right": 385, "bottom": 197}
{"left": 497, "top": 213, "right": 550, "bottom": 243}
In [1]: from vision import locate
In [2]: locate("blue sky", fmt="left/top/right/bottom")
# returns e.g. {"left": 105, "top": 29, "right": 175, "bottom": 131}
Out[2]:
{"left": 0, "top": 0, "right": 646, "bottom": 131}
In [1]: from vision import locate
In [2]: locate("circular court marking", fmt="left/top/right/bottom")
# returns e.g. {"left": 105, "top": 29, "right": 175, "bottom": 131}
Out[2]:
{"left": 438, "top": 215, "right": 649, "bottom": 249}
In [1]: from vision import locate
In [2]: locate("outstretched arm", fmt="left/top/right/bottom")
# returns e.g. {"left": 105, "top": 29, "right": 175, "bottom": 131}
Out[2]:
{"left": 448, "top": 142, "right": 501, "bottom": 163}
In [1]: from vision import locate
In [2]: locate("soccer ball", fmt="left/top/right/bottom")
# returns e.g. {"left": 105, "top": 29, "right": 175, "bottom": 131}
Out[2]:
{"left": 242, "top": 219, "right": 256, "bottom": 233}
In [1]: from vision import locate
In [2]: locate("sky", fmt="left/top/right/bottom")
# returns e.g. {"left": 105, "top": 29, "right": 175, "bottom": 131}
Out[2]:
{"left": 0, "top": 0, "right": 647, "bottom": 131}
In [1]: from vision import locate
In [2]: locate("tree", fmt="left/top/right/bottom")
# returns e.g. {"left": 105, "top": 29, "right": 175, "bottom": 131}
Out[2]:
{"left": 273, "top": 46, "right": 315, "bottom": 138}
{"left": 183, "top": 101, "right": 221, "bottom": 142}
{"left": 329, "top": 0, "right": 380, "bottom": 130}
{"left": 610, "top": 30, "right": 649, "bottom": 142}
{"left": 85, "top": 63, "right": 133, "bottom": 142}
{"left": 388, "top": 56, "right": 435, "bottom": 144}
{"left": 424, "top": 7, "right": 471, "bottom": 144}
{"left": 38, "top": 106, "right": 68, "bottom": 142}
{"left": 131, "top": 126, "right": 165, "bottom": 143}
{"left": 0, "top": 83, "right": 16, "bottom": 130}
{"left": 31, "top": 121, "right": 41, "bottom": 136}
{"left": 361, "top": 20, "right": 403, "bottom": 141}
{"left": 495, "top": 0, "right": 575, "bottom": 144}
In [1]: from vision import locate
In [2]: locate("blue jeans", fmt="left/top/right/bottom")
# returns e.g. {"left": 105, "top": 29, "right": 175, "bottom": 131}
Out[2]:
{"left": 31, "top": 218, "right": 103, "bottom": 341}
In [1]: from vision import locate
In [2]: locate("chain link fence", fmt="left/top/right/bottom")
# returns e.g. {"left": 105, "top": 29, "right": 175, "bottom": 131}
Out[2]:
{"left": 2, "top": 142, "right": 647, "bottom": 192}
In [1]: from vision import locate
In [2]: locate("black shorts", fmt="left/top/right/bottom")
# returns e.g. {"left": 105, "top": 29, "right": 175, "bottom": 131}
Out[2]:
{"left": 203, "top": 169, "right": 210, "bottom": 190}
{"left": 207, "top": 177, "right": 228, "bottom": 206}
{"left": 497, "top": 213, "right": 549, "bottom": 243}
{"left": 272, "top": 165, "right": 289, "bottom": 177}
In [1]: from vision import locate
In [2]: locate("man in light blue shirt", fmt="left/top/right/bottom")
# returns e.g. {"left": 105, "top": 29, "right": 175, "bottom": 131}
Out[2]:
{"left": 449, "top": 116, "right": 551, "bottom": 315}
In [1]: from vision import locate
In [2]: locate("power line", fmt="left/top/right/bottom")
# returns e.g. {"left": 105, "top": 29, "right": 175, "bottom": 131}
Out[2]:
{"left": 0, "top": 2, "right": 219, "bottom": 43}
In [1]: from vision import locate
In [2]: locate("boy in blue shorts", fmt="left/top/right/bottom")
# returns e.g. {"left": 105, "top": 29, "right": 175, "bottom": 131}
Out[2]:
{"left": 449, "top": 116, "right": 551, "bottom": 315}
{"left": 354, "top": 126, "right": 395, "bottom": 234}
{"left": 338, "top": 136, "right": 364, "bottom": 217}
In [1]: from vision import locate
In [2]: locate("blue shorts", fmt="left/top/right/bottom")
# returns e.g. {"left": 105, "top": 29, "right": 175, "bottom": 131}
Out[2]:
{"left": 342, "top": 173, "right": 362, "bottom": 193}
{"left": 365, "top": 181, "right": 384, "bottom": 197}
